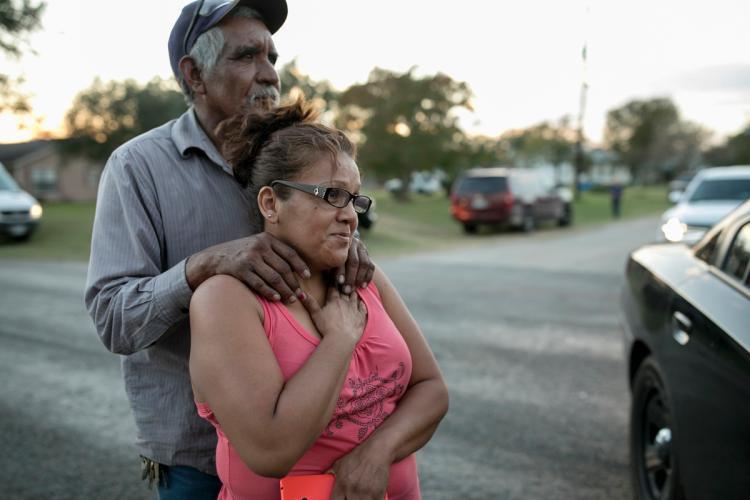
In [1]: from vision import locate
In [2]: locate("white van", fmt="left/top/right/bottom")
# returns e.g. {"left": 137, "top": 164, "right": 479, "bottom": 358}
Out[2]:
{"left": 0, "top": 161, "right": 42, "bottom": 240}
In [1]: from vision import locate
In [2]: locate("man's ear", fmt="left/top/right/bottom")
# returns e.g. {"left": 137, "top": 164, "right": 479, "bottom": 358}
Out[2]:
{"left": 179, "top": 56, "right": 206, "bottom": 97}
{"left": 258, "top": 186, "right": 279, "bottom": 223}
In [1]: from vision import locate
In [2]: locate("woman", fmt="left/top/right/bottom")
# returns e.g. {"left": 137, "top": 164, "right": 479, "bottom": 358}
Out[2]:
{"left": 188, "top": 99, "right": 449, "bottom": 500}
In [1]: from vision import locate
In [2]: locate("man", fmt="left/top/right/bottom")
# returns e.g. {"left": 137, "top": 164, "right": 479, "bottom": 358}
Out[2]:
{"left": 85, "top": 1, "right": 374, "bottom": 498}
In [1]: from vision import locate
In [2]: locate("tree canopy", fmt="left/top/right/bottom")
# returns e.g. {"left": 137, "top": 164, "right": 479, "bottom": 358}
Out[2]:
{"left": 604, "top": 97, "right": 707, "bottom": 182}
{"left": 704, "top": 124, "right": 750, "bottom": 166}
{"left": 337, "top": 67, "right": 473, "bottom": 194}
{"left": 63, "top": 77, "right": 186, "bottom": 160}
{"left": 0, "top": 0, "right": 46, "bottom": 113}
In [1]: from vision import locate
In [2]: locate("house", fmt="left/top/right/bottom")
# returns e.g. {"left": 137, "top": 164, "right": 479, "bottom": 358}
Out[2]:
{"left": 0, "top": 140, "right": 103, "bottom": 201}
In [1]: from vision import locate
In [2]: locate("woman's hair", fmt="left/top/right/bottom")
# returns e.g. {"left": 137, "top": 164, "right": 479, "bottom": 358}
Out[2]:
{"left": 219, "top": 98, "right": 357, "bottom": 226}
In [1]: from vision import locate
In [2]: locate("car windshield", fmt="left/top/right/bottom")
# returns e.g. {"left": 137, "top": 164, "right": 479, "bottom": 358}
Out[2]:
{"left": 688, "top": 178, "right": 750, "bottom": 202}
{"left": 456, "top": 177, "right": 507, "bottom": 194}
{"left": 0, "top": 164, "right": 20, "bottom": 191}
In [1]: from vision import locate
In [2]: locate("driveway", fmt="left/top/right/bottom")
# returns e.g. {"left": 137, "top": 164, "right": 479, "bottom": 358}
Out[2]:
{"left": 0, "top": 216, "right": 659, "bottom": 499}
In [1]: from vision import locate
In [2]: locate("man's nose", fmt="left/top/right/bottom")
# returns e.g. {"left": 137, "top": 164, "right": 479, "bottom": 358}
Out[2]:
{"left": 257, "top": 58, "right": 279, "bottom": 86}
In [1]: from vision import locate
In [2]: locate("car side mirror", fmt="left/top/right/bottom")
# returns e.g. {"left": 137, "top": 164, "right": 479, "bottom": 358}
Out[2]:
{"left": 668, "top": 191, "right": 683, "bottom": 204}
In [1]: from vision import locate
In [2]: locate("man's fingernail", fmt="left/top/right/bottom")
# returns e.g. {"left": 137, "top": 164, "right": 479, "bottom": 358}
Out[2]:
{"left": 272, "top": 294, "right": 281, "bottom": 301}
{"left": 360, "top": 282, "right": 368, "bottom": 289}
{"left": 344, "top": 285, "right": 352, "bottom": 294}
{"left": 288, "top": 295, "right": 297, "bottom": 303}
{"left": 337, "top": 275, "right": 345, "bottom": 284}
{"left": 303, "top": 269, "right": 311, "bottom": 279}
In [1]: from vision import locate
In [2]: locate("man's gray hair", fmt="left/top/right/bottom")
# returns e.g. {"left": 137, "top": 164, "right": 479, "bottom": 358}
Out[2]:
{"left": 178, "top": 6, "right": 265, "bottom": 104}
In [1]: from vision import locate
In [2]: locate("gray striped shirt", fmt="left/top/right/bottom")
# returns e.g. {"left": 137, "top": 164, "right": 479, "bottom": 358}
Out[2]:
{"left": 85, "top": 108, "right": 259, "bottom": 474}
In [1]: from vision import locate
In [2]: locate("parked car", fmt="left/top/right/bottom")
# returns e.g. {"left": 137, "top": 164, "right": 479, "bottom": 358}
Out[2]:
{"left": 667, "top": 172, "right": 695, "bottom": 198}
{"left": 659, "top": 166, "right": 750, "bottom": 244}
{"left": 450, "top": 167, "right": 571, "bottom": 233}
{"left": 622, "top": 199, "right": 750, "bottom": 499}
{"left": 0, "top": 161, "right": 42, "bottom": 240}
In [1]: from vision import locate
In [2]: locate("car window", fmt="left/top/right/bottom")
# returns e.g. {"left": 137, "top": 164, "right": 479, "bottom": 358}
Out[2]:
{"left": 723, "top": 222, "right": 750, "bottom": 285}
{"left": 688, "top": 178, "right": 750, "bottom": 202}
{"left": 455, "top": 177, "right": 507, "bottom": 194}
{"left": 0, "top": 163, "right": 20, "bottom": 191}
{"left": 695, "top": 231, "right": 720, "bottom": 265}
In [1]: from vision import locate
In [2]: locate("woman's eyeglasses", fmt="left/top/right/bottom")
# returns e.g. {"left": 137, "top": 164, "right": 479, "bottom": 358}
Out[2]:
{"left": 270, "top": 180, "right": 372, "bottom": 214}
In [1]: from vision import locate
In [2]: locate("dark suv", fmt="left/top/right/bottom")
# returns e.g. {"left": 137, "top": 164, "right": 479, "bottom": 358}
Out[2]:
{"left": 450, "top": 167, "right": 571, "bottom": 233}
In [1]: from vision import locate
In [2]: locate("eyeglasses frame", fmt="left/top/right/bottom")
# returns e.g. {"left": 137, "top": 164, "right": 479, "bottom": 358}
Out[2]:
{"left": 270, "top": 180, "right": 372, "bottom": 214}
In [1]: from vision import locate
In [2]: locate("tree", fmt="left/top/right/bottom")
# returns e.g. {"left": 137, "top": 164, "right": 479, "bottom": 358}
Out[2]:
{"left": 704, "top": 123, "right": 750, "bottom": 166}
{"left": 338, "top": 67, "right": 473, "bottom": 199}
{"left": 279, "top": 59, "right": 340, "bottom": 118}
{"left": 63, "top": 77, "right": 186, "bottom": 160}
{"left": 0, "top": 0, "right": 46, "bottom": 113}
{"left": 603, "top": 97, "right": 707, "bottom": 183}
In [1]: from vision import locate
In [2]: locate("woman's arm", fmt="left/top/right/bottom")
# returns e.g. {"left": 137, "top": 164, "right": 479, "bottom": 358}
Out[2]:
{"left": 330, "top": 265, "right": 449, "bottom": 498}
{"left": 189, "top": 274, "right": 366, "bottom": 478}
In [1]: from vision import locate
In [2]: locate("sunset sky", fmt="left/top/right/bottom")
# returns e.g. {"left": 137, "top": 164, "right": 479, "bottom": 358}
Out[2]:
{"left": 1, "top": 0, "right": 749, "bottom": 145}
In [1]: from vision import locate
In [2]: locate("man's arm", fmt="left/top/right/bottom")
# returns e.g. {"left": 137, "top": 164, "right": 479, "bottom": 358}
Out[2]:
{"left": 85, "top": 148, "right": 192, "bottom": 354}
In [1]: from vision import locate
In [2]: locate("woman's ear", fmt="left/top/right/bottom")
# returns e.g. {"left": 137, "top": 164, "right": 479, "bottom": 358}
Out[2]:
{"left": 179, "top": 56, "right": 206, "bottom": 97}
{"left": 258, "top": 186, "right": 279, "bottom": 224}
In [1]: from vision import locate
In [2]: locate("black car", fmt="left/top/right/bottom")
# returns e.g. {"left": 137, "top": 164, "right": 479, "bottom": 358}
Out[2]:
{"left": 622, "top": 199, "right": 750, "bottom": 499}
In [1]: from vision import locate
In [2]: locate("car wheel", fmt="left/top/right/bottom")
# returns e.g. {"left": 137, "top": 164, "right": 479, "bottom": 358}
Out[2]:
{"left": 558, "top": 204, "right": 572, "bottom": 226}
{"left": 630, "top": 358, "right": 684, "bottom": 500}
{"left": 463, "top": 223, "right": 478, "bottom": 234}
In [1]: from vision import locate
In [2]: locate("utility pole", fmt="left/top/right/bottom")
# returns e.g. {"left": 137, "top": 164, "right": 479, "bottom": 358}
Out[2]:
{"left": 574, "top": 6, "right": 590, "bottom": 200}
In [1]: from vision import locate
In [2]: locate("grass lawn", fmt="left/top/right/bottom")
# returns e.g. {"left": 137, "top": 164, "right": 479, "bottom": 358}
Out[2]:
{"left": 0, "top": 202, "right": 95, "bottom": 262}
{"left": 359, "top": 185, "right": 671, "bottom": 257}
{"left": 0, "top": 186, "right": 670, "bottom": 262}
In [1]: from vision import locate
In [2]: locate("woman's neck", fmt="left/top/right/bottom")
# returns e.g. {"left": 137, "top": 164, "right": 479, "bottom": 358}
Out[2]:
{"left": 298, "top": 270, "right": 332, "bottom": 306}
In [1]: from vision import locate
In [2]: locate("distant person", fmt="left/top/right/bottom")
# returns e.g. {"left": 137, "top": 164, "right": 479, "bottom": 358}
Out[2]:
{"left": 84, "top": 1, "right": 378, "bottom": 498}
{"left": 610, "top": 182, "right": 623, "bottom": 218}
{"left": 189, "top": 98, "right": 448, "bottom": 499}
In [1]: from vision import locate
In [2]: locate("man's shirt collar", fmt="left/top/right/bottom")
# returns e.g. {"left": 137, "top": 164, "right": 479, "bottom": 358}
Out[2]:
{"left": 172, "top": 108, "right": 234, "bottom": 176}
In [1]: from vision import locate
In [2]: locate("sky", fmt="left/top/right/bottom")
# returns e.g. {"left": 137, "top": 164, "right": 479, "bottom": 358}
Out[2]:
{"left": 1, "top": 0, "right": 749, "bottom": 145}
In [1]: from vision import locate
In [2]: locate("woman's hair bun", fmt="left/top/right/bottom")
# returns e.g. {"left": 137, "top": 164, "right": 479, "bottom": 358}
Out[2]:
{"left": 219, "top": 97, "right": 319, "bottom": 188}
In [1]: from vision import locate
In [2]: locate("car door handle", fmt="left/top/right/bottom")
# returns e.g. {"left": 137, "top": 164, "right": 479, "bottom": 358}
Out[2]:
{"left": 672, "top": 310, "right": 692, "bottom": 346}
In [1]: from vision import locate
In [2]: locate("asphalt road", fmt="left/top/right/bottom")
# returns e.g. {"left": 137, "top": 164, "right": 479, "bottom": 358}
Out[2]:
{"left": 0, "top": 216, "right": 659, "bottom": 499}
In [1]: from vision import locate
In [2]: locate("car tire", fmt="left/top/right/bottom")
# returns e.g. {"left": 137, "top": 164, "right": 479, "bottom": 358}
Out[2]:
{"left": 558, "top": 204, "right": 572, "bottom": 227}
{"left": 463, "top": 223, "right": 478, "bottom": 234}
{"left": 630, "top": 358, "right": 685, "bottom": 500}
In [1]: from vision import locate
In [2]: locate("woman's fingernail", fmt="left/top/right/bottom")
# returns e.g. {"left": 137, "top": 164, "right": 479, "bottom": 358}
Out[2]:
{"left": 360, "top": 282, "right": 368, "bottom": 289}
{"left": 272, "top": 294, "right": 281, "bottom": 301}
{"left": 288, "top": 295, "right": 297, "bottom": 303}
{"left": 337, "top": 275, "right": 345, "bottom": 284}
{"left": 303, "top": 269, "right": 311, "bottom": 279}
{"left": 344, "top": 285, "right": 352, "bottom": 294}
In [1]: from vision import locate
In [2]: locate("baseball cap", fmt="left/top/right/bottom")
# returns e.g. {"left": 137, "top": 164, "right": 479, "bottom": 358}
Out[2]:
{"left": 168, "top": 0, "right": 288, "bottom": 80}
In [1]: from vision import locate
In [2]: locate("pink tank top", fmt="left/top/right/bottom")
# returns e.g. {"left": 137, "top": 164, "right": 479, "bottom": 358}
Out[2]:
{"left": 196, "top": 283, "right": 421, "bottom": 500}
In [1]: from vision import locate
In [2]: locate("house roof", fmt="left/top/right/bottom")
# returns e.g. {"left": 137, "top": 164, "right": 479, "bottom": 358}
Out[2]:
{"left": 0, "top": 139, "right": 63, "bottom": 164}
